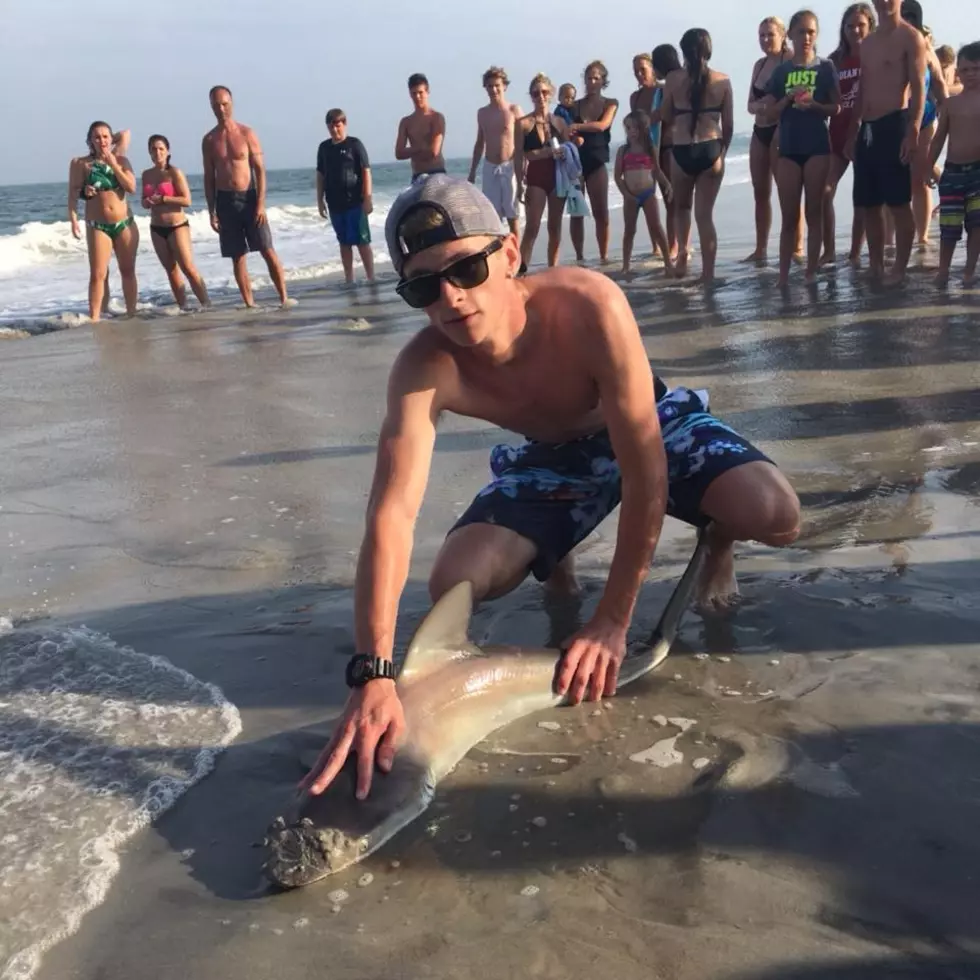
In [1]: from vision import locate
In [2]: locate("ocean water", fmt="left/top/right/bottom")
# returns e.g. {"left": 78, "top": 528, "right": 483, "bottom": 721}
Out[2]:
{"left": 0, "top": 617, "right": 241, "bottom": 980}
{"left": 0, "top": 140, "right": 753, "bottom": 332}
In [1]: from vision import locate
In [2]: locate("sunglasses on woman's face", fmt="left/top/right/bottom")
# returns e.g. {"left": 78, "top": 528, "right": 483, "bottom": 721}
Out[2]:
{"left": 531, "top": 88, "right": 550, "bottom": 98}
{"left": 396, "top": 239, "right": 504, "bottom": 309}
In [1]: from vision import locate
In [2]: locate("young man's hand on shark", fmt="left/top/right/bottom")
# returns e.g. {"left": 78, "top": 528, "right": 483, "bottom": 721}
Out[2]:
{"left": 299, "top": 176, "right": 800, "bottom": 806}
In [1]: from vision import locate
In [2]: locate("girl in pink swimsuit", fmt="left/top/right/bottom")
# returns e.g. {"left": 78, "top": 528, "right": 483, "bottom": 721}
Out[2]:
{"left": 141, "top": 135, "right": 210, "bottom": 310}
{"left": 614, "top": 111, "right": 673, "bottom": 276}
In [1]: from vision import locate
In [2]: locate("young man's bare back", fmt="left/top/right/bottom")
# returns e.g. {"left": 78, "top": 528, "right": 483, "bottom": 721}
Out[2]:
{"left": 395, "top": 73, "right": 446, "bottom": 181}
{"left": 847, "top": 0, "right": 927, "bottom": 283}
{"left": 301, "top": 176, "right": 801, "bottom": 803}
{"left": 468, "top": 67, "right": 523, "bottom": 236}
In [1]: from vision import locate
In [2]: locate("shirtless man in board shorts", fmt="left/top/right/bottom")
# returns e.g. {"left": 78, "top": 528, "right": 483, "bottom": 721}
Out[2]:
{"left": 202, "top": 86, "right": 289, "bottom": 307}
{"left": 845, "top": 0, "right": 928, "bottom": 284}
{"left": 467, "top": 66, "right": 523, "bottom": 238}
{"left": 301, "top": 176, "right": 801, "bottom": 802}
{"left": 395, "top": 74, "right": 447, "bottom": 184}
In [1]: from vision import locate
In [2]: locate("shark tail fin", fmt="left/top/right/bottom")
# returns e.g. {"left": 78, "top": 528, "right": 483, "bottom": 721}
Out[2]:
{"left": 400, "top": 581, "right": 481, "bottom": 682}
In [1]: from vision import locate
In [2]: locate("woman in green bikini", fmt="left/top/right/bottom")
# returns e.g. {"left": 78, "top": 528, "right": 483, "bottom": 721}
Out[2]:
{"left": 68, "top": 121, "right": 140, "bottom": 321}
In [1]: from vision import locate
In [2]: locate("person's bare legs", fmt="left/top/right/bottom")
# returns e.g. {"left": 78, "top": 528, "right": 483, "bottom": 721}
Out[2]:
{"left": 849, "top": 207, "right": 866, "bottom": 266}
{"left": 569, "top": 215, "right": 585, "bottom": 261}
{"left": 340, "top": 244, "right": 355, "bottom": 283}
{"left": 823, "top": 154, "right": 848, "bottom": 263}
{"left": 232, "top": 254, "right": 255, "bottom": 307}
{"left": 429, "top": 524, "right": 538, "bottom": 606}
{"left": 151, "top": 229, "right": 187, "bottom": 308}
{"left": 662, "top": 151, "right": 678, "bottom": 259}
{"left": 113, "top": 221, "right": 139, "bottom": 317}
{"left": 802, "top": 154, "right": 831, "bottom": 282}
{"left": 260, "top": 247, "right": 289, "bottom": 304}
{"left": 774, "top": 135, "right": 804, "bottom": 260}
{"left": 584, "top": 165, "right": 610, "bottom": 264}
{"left": 964, "top": 227, "right": 980, "bottom": 285}
{"left": 670, "top": 157, "right": 695, "bottom": 279}
{"left": 912, "top": 123, "right": 936, "bottom": 247}
{"left": 864, "top": 205, "right": 887, "bottom": 280}
{"left": 935, "top": 236, "right": 956, "bottom": 287}
{"left": 695, "top": 461, "right": 801, "bottom": 611}
{"left": 545, "top": 192, "right": 566, "bottom": 267}
{"left": 746, "top": 130, "right": 773, "bottom": 261}
{"left": 693, "top": 162, "right": 724, "bottom": 285}
{"left": 885, "top": 202, "right": 915, "bottom": 285}
{"left": 86, "top": 227, "right": 112, "bottom": 321}
{"left": 622, "top": 195, "right": 639, "bottom": 274}
{"left": 519, "top": 186, "right": 547, "bottom": 268}
{"left": 357, "top": 243, "right": 375, "bottom": 281}
{"left": 640, "top": 195, "right": 672, "bottom": 274}
{"left": 775, "top": 158, "right": 803, "bottom": 287}
{"left": 170, "top": 225, "right": 210, "bottom": 307}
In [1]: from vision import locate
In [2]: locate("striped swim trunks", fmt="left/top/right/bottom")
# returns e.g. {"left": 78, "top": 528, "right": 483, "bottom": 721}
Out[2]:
{"left": 938, "top": 161, "right": 980, "bottom": 244}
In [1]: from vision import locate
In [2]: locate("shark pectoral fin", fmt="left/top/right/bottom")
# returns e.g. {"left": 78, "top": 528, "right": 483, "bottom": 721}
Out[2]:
{"left": 401, "top": 580, "right": 481, "bottom": 681}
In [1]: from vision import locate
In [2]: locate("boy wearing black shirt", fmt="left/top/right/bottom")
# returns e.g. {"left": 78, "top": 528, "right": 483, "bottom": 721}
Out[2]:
{"left": 316, "top": 109, "right": 375, "bottom": 283}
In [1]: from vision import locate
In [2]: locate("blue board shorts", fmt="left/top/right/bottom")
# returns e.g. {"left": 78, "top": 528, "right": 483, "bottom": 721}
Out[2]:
{"left": 450, "top": 386, "right": 773, "bottom": 581}
{"left": 329, "top": 205, "right": 371, "bottom": 247}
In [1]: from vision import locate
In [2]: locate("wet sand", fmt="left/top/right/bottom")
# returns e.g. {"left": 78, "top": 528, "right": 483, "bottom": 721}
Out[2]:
{"left": 2, "top": 221, "right": 980, "bottom": 980}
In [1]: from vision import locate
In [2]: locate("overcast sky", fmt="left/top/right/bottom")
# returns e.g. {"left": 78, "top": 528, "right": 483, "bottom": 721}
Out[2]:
{"left": 2, "top": 0, "right": 976, "bottom": 185}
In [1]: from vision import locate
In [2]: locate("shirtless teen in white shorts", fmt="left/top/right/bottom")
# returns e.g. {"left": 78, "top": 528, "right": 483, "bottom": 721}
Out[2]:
{"left": 468, "top": 66, "right": 524, "bottom": 236}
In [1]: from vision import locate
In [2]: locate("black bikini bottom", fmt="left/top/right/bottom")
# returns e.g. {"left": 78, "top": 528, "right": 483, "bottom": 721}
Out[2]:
{"left": 150, "top": 222, "right": 190, "bottom": 241}
{"left": 671, "top": 141, "right": 724, "bottom": 178}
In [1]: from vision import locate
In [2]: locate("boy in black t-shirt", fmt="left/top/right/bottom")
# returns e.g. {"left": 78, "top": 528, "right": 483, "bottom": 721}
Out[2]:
{"left": 316, "top": 109, "right": 375, "bottom": 283}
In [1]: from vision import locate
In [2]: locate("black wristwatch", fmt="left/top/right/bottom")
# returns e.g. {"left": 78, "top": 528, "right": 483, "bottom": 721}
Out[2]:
{"left": 345, "top": 654, "right": 396, "bottom": 689}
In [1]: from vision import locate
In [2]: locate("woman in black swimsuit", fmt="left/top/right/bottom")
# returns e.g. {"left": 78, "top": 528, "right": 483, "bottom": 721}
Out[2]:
{"left": 661, "top": 28, "right": 733, "bottom": 284}
{"left": 565, "top": 60, "right": 619, "bottom": 264}
{"left": 746, "top": 16, "right": 796, "bottom": 262}
{"left": 652, "top": 44, "right": 683, "bottom": 260}
{"left": 514, "top": 73, "right": 569, "bottom": 269}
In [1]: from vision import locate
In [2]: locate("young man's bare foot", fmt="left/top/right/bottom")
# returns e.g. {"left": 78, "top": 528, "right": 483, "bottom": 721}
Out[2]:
{"left": 804, "top": 267, "right": 819, "bottom": 284}
{"left": 777, "top": 274, "right": 790, "bottom": 288}
{"left": 883, "top": 268, "right": 907, "bottom": 287}
{"left": 741, "top": 249, "right": 767, "bottom": 263}
{"left": 934, "top": 269, "right": 950, "bottom": 288}
{"left": 819, "top": 251, "right": 837, "bottom": 266}
{"left": 695, "top": 535, "right": 739, "bottom": 613}
{"left": 847, "top": 251, "right": 861, "bottom": 268}
{"left": 544, "top": 554, "right": 580, "bottom": 596}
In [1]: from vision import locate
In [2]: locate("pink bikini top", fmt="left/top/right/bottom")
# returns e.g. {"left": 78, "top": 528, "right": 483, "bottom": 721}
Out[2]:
{"left": 143, "top": 180, "right": 176, "bottom": 200}
{"left": 623, "top": 151, "right": 654, "bottom": 171}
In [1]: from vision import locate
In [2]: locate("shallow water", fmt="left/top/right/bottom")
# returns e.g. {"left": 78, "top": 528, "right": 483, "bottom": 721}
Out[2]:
{"left": 1, "top": 232, "right": 979, "bottom": 978}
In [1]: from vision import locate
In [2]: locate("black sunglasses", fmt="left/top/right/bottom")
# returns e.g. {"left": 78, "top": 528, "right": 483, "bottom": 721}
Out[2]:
{"left": 395, "top": 239, "right": 503, "bottom": 309}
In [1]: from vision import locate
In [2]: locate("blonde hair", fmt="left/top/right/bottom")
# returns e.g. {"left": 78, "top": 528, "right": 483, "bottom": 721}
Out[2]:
{"left": 761, "top": 15, "right": 790, "bottom": 53}
{"left": 633, "top": 52, "right": 654, "bottom": 66}
{"left": 529, "top": 72, "right": 553, "bottom": 95}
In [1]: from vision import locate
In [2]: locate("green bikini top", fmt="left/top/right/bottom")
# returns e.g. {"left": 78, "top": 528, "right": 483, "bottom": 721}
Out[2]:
{"left": 85, "top": 160, "right": 120, "bottom": 192}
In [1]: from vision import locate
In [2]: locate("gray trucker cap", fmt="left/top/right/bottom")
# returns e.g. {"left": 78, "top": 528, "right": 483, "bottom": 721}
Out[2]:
{"left": 385, "top": 174, "right": 505, "bottom": 277}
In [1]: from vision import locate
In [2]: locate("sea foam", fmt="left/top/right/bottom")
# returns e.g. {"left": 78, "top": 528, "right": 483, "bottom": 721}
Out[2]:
{"left": 0, "top": 624, "right": 241, "bottom": 980}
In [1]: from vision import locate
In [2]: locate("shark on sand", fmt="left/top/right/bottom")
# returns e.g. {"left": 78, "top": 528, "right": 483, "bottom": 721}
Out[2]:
{"left": 262, "top": 532, "right": 708, "bottom": 889}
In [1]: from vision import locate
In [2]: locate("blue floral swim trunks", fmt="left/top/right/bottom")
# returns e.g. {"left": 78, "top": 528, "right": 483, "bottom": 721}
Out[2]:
{"left": 450, "top": 385, "right": 773, "bottom": 581}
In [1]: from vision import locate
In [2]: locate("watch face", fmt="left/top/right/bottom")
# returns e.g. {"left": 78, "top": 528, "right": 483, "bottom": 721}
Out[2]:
{"left": 352, "top": 660, "right": 368, "bottom": 682}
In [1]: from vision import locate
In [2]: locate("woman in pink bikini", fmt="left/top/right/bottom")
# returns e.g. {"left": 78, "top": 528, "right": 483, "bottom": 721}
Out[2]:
{"left": 141, "top": 135, "right": 210, "bottom": 310}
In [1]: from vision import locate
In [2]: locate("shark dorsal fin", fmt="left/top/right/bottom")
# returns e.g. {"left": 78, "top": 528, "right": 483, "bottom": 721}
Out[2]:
{"left": 401, "top": 581, "right": 479, "bottom": 682}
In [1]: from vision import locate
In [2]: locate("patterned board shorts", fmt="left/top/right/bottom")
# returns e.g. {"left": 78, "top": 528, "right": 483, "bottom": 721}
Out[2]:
{"left": 450, "top": 386, "right": 773, "bottom": 582}
{"left": 938, "top": 161, "right": 980, "bottom": 244}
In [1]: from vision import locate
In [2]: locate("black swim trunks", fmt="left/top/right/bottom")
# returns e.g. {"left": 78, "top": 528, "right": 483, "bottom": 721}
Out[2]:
{"left": 853, "top": 109, "right": 912, "bottom": 209}
{"left": 215, "top": 187, "right": 274, "bottom": 259}
{"left": 450, "top": 385, "right": 773, "bottom": 581}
